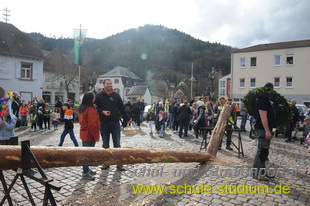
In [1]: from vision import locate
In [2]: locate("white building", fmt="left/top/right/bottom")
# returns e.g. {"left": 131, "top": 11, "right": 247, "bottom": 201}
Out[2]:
{"left": 231, "top": 39, "right": 310, "bottom": 105}
{"left": 218, "top": 74, "right": 231, "bottom": 99}
{"left": 126, "top": 85, "right": 160, "bottom": 105}
{"left": 42, "top": 49, "right": 79, "bottom": 104}
{"left": 95, "top": 66, "right": 144, "bottom": 100}
{"left": 0, "top": 22, "right": 44, "bottom": 102}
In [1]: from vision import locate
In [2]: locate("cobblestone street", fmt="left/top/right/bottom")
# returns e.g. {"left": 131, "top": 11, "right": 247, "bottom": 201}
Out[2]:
{"left": 1, "top": 120, "right": 309, "bottom": 206}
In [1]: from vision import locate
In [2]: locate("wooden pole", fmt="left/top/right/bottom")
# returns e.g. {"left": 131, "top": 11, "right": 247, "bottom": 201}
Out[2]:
{"left": 206, "top": 104, "right": 232, "bottom": 157}
{"left": 0, "top": 147, "right": 212, "bottom": 170}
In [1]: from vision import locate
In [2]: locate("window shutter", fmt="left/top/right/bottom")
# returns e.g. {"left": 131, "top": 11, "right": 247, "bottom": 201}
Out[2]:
{"left": 32, "top": 65, "right": 38, "bottom": 80}
{"left": 15, "top": 63, "right": 21, "bottom": 79}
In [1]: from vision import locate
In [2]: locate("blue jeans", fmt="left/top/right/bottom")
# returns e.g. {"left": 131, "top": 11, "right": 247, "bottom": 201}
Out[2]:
{"left": 240, "top": 115, "right": 247, "bottom": 131}
{"left": 140, "top": 111, "right": 144, "bottom": 122}
{"left": 100, "top": 121, "right": 121, "bottom": 148}
{"left": 82, "top": 141, "right": 96, "bottom": 174}
{"left": 59, "top": 129, "right": 79, "bottom": 146}
{"left": 159, "top": 124, "right": 165, "bottom": 137}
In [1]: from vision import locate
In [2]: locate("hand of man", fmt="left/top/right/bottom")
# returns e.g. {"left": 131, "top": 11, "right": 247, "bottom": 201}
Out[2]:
{"left": 265, "top": 131, "right": 272, "bottom": 140}
{"left": 194, "top": 120, "right": 198, "bottom": 124}
{"left": 102, "top": 111, "right": 111, "bottom": 116}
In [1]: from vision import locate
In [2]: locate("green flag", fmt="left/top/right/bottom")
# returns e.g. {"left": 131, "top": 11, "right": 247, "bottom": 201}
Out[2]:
{"left": 74, "top": 28, "right": 87, "bottom": 65}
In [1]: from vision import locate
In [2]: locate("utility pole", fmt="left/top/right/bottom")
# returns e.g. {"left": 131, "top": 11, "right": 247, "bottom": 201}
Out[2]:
{"left": 190, "top": 62, "right": 195, "bottom": 100}
{"left": 3, "top": 8, "right": 10, "bottom": 23}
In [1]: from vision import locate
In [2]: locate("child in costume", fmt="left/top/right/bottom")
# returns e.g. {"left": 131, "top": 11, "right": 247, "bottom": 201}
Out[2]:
{"left": 58, "top": 103, "right": 79, "bottom": 147}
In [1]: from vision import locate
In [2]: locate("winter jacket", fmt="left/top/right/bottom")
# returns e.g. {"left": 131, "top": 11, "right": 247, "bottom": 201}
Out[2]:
{"left": 59, "top": 109, "right": 74, "bottom": 130}
{"left": 177, "top": 105, "right": 192, "bottom": 121}
{"left": 19, "top": 106, "right": 29, "bottom": 117}
{"left": 94, "top": 89, "right": 129, "bottom": 123}
{"left": 79, "top": 107, "right": 100, "bottom": 142}
{"left": 0, "top": 115, "right": 17, "bottom": 140}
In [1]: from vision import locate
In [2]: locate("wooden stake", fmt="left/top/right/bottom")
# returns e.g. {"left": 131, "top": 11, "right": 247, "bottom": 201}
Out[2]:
{"left": 206, "top": 104, "right": 232, "bottom": 157}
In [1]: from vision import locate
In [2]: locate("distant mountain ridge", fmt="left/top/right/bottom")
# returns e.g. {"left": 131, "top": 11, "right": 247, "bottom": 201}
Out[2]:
{"left": 27, "top": 25, "right": 232, "bottom": 85}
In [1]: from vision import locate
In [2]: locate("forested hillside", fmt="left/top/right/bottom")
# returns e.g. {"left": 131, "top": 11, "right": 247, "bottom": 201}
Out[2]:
{"left": 28, "top": 25, "right": 232, "bottom": 85}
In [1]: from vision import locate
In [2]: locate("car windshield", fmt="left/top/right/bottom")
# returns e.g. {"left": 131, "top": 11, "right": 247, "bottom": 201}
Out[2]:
{"left": 296, "top": 105, "right": 307, "bottom": 114}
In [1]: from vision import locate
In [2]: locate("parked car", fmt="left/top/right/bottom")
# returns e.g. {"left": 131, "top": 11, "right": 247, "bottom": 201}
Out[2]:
{"left": 295, "top": 104, "right": 309, "bottom": 130}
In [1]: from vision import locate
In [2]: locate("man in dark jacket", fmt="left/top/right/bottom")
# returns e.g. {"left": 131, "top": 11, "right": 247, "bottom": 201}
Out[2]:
{"left": 177, "top": 102, "right": 192, "bottom": 138}
{"left": 94, "top": 79, "right": 131, "bottom": 171}
{"left": 253, "top": 82, "right": 276, "bottom": 181}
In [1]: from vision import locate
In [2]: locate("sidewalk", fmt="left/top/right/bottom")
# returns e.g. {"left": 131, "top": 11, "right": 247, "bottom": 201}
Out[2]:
{"left": 0, "top": 120, "right": 309, "bottom": 205}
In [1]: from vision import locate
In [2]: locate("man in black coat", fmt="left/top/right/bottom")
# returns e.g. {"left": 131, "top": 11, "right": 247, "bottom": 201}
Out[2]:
{"left": 94, "top": 79, "right": 131, "bottom": 171}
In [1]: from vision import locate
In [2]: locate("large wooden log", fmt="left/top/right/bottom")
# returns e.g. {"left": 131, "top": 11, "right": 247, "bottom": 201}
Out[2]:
{"left": 206, "top": 104, "right": 232, "bottom": 157}
{"left": 0, "top": 146, "right": 212, "bottom": 170}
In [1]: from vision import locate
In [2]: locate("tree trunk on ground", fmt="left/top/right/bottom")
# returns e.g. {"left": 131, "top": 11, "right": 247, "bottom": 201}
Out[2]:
{"left": 0, "top": 147, "right": 212, "bottom": 170}
{"left": 206, "top": 104, "right": 232, "bottom": 157}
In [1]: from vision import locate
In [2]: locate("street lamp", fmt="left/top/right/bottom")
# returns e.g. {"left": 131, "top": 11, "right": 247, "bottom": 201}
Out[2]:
{"left": 208, "top": 67, "right": 216, "bottom": 100}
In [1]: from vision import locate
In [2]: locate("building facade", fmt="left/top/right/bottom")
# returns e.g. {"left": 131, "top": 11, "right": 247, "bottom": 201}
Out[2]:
{"left": 218, "top": 74, "right": 231, "bottom": 99}
{"left": 231, "top": 39, "right": 310, "bottom": 105}
{"left": 0, "top": 22, "right": 44, "bottom": 102}
{"left": 95, "top": 66, "right": 144, "bottom": 100}
{"left": 42, "top": 49, "right": 79, "bottom": 104}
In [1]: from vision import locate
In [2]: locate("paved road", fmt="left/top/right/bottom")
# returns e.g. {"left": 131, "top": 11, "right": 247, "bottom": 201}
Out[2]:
{"left": 0, "top": 119, "right": 309, "bottom": 206}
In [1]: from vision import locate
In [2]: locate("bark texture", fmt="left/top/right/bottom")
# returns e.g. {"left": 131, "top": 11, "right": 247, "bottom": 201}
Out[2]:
{"left": 0, "top": 146, "right": 212, "bottom": 170}
{"left": 206, "top": 104, "right": 232, "bottom": 157}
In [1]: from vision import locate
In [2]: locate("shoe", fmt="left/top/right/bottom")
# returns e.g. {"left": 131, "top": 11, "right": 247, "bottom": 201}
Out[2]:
{"left": 292, "top": 137, "right": 298, "bottom": 141}
{"left": 253, "top": 175, "right": 270, "bottom": 181}
{"left": 159, "top": 135, "right": 164, "bottom": 138}
{"left": 32, "top": 129, "right": 35, "bottom": 132}
{"left": 101, "top": 165, "right": 110, "bottom": 170}
{"left": 285, "top": 139, "right": 293, "bottom": 142}
{"left": 89, "top": 169, "right": 96, "bottom": 176}
{"left": 82, "top": 172, "right": 95, "bottom": 180}
{"left": 117, "top": 165, "right": 125, "bottom": 171}
{"left": 226, "top": 146, "right": 233, "bottom": 151}
{"left": 179, "top": 135, "right": 182, "bottom": 138}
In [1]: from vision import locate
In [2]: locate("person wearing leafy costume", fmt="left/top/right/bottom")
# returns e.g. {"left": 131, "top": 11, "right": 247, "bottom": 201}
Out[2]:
{"left": 243, "top": 82, "right": 290, "bottom": 181}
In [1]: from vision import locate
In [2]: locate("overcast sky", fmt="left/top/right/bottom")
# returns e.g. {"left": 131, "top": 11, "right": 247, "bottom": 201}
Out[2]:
{"left": 1, "top": 0, "right": 309, "bottom": 48}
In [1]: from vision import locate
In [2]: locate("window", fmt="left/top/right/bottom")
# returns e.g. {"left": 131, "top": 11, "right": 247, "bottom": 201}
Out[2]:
{"left": 286, "top": 77, "right": 293, "bottom": 87}
{"left": 250, "top": 57, "right": 257, "bottom": 67}
{"left": 114, "top": 79, "right": 119, "bottom": 84}
{"left": 239, "top": 78, "right": 245, "bottom": 88}
{"left": 125, "top": 80, "right": 130, "bottom": 84}
{"left": 274, "top": 55, "right": 281, "bottom": 66}
{"left": 240, "top": 58, "right": 245, "bottom": 68}
{"left": 250, "top": 78, "right": 256, "bottom": 88}
{"left": 45, "top": 75, "right": 52, "bottom": 83}
{"left": 220, "top": 80, "right": 225, "bottom": 88}
{"left": 220, "top": 89, "right": 225, "bottom": 96}
{"left": 274, "top": 77, "right": 280, "bottom": 88}
{"left": 99, "top": 79, "right": 103, "bottom": 84}
{"left": 42, "top": 91, "right": 51, "bottom": 103}
{"left": 114, "top": 88, "right": 120, "bottom": 93}
{"left": 21, "top": 63, "right": 32, "bottom": 79}
{"left": 133, "top": 81, "right": 137, "bottom": 86}
{"left": 286, "top": 56, "right": 293, "bottom": 65}
{"left": 126, "top": 89, "right": 130, "bottom": 95}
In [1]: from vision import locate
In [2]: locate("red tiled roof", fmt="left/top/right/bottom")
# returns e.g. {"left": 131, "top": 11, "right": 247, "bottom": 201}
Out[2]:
{"left": 232, "top": 39, "right": 310, "bottom": 53}
{"left": 0, "top": 22, "right": 44, "bottom": 59}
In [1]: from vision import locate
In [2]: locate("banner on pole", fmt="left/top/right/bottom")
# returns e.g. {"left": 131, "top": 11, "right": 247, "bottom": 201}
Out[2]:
{"left": 74, "top": 28, "right": 87, "bottom": 65}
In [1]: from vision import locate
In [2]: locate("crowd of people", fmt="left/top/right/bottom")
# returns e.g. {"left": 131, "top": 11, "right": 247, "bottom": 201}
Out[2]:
{"left": 1, "top": 80, "right": 310, "bottom": 182}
